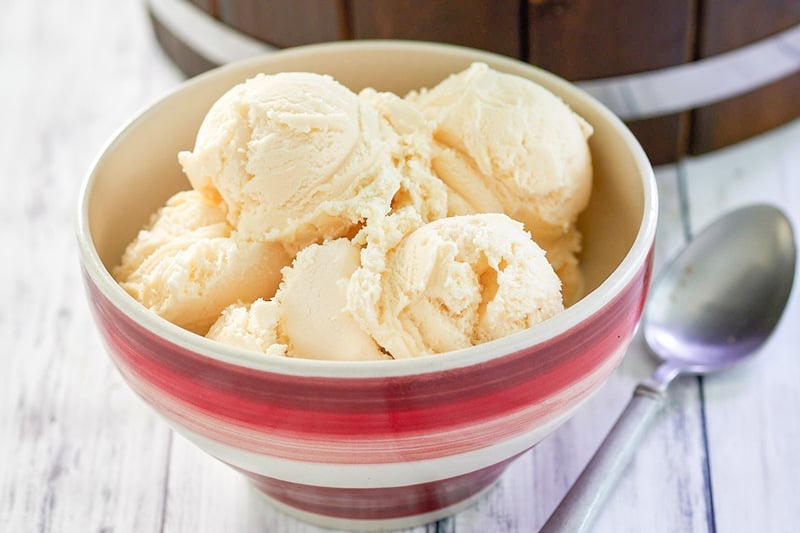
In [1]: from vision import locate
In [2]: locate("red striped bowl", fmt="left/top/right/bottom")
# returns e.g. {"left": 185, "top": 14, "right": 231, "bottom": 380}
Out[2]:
{"left": 77, "top": 41, "right": 657, "bottom": 530}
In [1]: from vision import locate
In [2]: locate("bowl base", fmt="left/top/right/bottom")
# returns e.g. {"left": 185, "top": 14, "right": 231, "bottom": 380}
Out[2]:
{"left": 234, "top": 454, "right": 517, "bottom": 528}
{"left": 253, "top": 477, "right": 500, "bottom": 531}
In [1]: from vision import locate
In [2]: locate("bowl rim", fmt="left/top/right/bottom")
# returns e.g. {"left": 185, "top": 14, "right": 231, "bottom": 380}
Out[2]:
{"left": 76, "top": 39, "right": 658, "bottom": 378}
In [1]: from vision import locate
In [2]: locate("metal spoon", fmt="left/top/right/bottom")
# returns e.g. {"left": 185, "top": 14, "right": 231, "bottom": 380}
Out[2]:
{"left": 541, "top": 204, "right": 796, "bottom": 533}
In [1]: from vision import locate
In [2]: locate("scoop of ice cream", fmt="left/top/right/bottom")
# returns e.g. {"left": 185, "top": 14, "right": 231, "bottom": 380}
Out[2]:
{"left": 359, "top": 88, "right": 447, "bottom": 224}
{"left": 208, "top": 238, "right": 388, "bottom": 361}
{"left": 113, "top": 190, "right": 291, "bottom": 334}
{"left": 206, "top": 299, "right": 288, "bottom": 356}
{"left": 407, "top": 62, "right": 592, "bottom": 304}
{"left": 278, "top": 238, "right": 387, "bottom": 360}
{"left": 347, "top": 213, "right": 564, "bottom": 358}
{"left": 545, "top": 226, "right": 584, "bottom": 304}
{"left": 178, "top": 72, "right": 401, "bottom": 253}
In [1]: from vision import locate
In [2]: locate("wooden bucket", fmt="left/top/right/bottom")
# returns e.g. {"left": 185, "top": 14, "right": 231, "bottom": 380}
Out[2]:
{"left": 148, "top": 0, "right": 800, "bottom": 165}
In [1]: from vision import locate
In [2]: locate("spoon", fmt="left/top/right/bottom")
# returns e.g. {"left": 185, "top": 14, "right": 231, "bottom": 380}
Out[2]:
{"left": 541, "top": 204, "right": 796, "bottom": 533}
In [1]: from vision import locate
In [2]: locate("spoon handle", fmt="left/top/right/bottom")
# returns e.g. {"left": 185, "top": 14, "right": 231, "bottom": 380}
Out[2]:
{"left": 540, "top": 381, "right": 666, "bottom": 533}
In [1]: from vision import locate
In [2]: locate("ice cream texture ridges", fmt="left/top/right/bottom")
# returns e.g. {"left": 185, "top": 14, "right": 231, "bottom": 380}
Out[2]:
{"left": 177, "top": 72, "right": 405, "bottom": 254}
{"left": 113, "top": 190, "right": 290, "bottom": 334}
{"left": 348, "top": 214, "right": 564, "bottom": 358}
{"left": 407, "top": 62, "right": 593, "bottom": 304}
{"left": 114, "top": 63, "right": 593, "bottom": 359}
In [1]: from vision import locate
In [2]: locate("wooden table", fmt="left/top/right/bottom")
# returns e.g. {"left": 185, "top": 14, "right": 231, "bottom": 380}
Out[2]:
{"left": 3, "top": 1, "right": 799, "bottom": 531}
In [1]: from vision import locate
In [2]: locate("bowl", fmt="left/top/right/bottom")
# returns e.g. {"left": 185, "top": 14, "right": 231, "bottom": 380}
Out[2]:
{"left": 76, "top": 41, "right": 657, "bottom": 530}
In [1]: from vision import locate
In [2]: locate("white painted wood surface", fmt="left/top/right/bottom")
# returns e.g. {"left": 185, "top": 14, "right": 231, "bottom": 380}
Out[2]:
{"left": 2, "top": 1, "right": 798, "bottom": 531}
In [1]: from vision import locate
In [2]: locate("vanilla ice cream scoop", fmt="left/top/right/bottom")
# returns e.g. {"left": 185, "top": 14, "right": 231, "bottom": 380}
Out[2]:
{"left": 178, "top": 72, "right": 401, "bottom": 253}
{"left": 205, "top": 299, "right": 288, "bottom": 356}
{"left": 408, "top": 63, "right": 593, "bottom": 304}
{"left": 113, "top": 190, "right": 290, "bottom": 334}
{"left": 208, "top": 238, "right": 388, "bottom": 361}
{"left": 348, "top": 213, "right": 564, "bottom": 358}
{"left": 277, "top": 238, "right": 387, "bottom": 360}
{"left": 359, "top": 88, "right": 447, "bottom": 224}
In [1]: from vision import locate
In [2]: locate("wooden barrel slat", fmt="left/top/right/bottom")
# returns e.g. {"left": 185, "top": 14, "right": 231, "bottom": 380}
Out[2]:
{"left": 526, "top": 0, "right": 697, "bottom": 80}
{"left": 688, "top": 0, "right": 800, "bottom": 155}
{"left": 349, "top": 0, "right": 521, "bottom": 58}
{"left": 627, "top": 114, "right": 689, "bottom": 167}
{"left": 217, "top": 0, "right": 346, "bottom": 47}
{"left": 690, "top": 72, "right": 800, "bottom": 154}
{"left": 189, "top": 0, "right": 218, "bottom": 17}
{"left": 698, "top": 0, "right": 800, "bottom": 54}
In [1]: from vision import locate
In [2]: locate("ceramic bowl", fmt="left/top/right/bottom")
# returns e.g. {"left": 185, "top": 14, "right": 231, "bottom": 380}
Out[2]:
{"left": 76, "top": 41, "right": 657, "bottom": 531}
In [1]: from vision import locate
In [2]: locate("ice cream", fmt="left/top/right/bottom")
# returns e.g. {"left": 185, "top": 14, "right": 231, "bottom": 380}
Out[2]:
{"left": 178, "top": 72, "right": 402, "bottom": 254}
{"left": 208, "top": 213, "right": 561, "bottom": 360}
{"left": 113, "top": 190, "right": 290, "bottom": 334}
{"left": 407, "top": 63, "right": 593, "bottom": 304}
{"left": 359, "top": 88, "right": 448, "bottom": 224}
{"left": 115, "top": 63, "right": 593, "bottom": 360}
{"left": 202, "top": 298, "right": 285, "bottom": 356}
{"left": 208, "top": 238, "right": 389, "bottom": 361}
{"left": 348, "top": 213, "right": 563, "bottom": 358}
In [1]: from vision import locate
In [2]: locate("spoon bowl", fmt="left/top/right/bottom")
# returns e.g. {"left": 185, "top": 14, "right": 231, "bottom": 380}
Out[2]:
{"left": 644, "top": 204, "right": 796, "bottom": 376}
{"left": 542, "top": 203, "right": 796, "bottom": 533}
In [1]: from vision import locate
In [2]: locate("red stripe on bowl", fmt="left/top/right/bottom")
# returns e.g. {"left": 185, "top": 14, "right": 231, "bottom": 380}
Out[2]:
{"left": 239, "top": 454, "right": 518, "bottom": 520}
{"left": 84, "top": 249, "right": 651, "bottom": 464}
